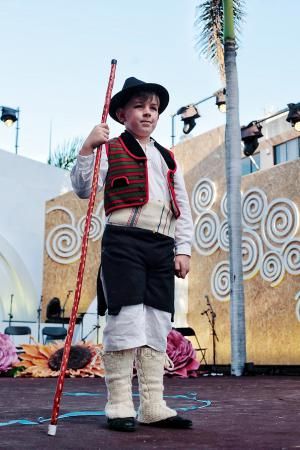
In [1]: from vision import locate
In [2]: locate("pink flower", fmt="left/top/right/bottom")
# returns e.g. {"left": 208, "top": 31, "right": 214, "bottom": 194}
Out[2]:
{"left": 0, "top": 333, "right": 19, "bottom": 372}
{"left": 165, "top": 329, "right": 200, "bottom": 378}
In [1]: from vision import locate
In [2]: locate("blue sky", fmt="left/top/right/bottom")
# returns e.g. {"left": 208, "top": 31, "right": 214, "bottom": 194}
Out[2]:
{"left": 1, "top": 0, "right": 299, "bottom": 162}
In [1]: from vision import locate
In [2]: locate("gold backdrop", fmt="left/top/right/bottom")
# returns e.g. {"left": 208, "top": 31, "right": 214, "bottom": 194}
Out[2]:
{"left": 174, "top": 126, "right": 300, "bottom": 365}
{"left": 42, "top": 191, "right": 104, "bottom": 320}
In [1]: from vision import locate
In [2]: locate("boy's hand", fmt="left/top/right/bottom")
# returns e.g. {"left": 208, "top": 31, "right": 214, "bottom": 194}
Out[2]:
{"left": 174, "top": 254, "right": 190, "bottom": 279}
{"left": 80, "top": 124, "right": 110, "bottom": 155}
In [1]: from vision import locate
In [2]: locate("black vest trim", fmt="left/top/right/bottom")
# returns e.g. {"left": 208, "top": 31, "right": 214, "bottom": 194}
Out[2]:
{"left": 153, "top": 140, "right": 176, "bottom": 171}
{"left": 121, "top": 130, "right": 176, "bottom": 171}
{"left": 120, "top": 130, "right": 146, "bottom": 158}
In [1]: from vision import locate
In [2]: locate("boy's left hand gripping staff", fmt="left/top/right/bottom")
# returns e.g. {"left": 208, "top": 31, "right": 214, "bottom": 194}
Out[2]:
{"left": 48, "top": 59, "right": 117, "bottom": 437}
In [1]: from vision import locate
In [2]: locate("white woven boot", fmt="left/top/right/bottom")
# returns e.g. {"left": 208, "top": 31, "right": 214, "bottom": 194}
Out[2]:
{"left": 103, "top": 349, "right": 136, "bottom": 419}
{"left": 135, "top": 346, "right": 177, "bottom": 423}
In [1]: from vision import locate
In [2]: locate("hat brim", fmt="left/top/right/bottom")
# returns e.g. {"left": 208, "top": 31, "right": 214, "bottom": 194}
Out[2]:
{"left": 109, "top": 82, "right": 169, "bottom": 123}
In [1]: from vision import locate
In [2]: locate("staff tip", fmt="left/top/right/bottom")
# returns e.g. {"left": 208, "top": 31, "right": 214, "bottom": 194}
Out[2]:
{"left": 111, "top": 59, "right": 117, "bottom": 64}
{"left": 48, "top": 424, "right": 57, "bottom": 436}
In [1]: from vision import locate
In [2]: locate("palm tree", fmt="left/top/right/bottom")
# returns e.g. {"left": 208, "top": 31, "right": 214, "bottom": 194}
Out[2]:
{"left": 195, "top": 0, "right": 246, "bottom": 376}
{"left": 48, "top": 137, "right": 83, "bottom": 171}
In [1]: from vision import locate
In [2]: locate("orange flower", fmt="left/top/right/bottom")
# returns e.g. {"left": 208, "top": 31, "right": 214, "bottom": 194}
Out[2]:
{"left": 15, "top": 342, "right": 104, "bottom": 378}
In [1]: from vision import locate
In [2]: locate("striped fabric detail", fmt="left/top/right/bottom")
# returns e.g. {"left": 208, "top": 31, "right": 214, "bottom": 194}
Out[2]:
{"left": 168, "top": 171, "right": 180, "bottom": 219}
{"left": 106, "top": 200, "right": 176, "bottom": 238}
{"left": 128, "top": 207, "right": 141, "bottom": 226}
{"left": 104, "top": 138, "right": 148, "bottom": 215}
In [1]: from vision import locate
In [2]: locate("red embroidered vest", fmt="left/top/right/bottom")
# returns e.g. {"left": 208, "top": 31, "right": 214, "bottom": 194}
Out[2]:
{"left": 104, "top": 131, "right": 180, "bottom": 218}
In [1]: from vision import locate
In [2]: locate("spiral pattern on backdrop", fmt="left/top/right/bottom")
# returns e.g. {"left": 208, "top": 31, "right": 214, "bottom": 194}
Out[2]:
{"left": 95, "top": 200, "right": 105, "bottom": 220}
{"left": 190, "top": 175, "right": 300, "bottom": 301}
{"left": 46, "top": 203, "right": 104, "bottom": 264}
{"left": 261, "top": 198, "right": 299, "bottom": 250}
{"left": 77, "top": 214, "right": 103, "bottom": 241}
{"left": 242, "top": 188, "right": 268, "bottom": 229}
{"left": 46, "top": 224, "right": 81, "bottom": 264}
{"left": 282, "top": 238, "right": 300, "bottom": 275}
{"left": 218, "top": 220, "right": 229, "bottom": 252}
{"left": 260, "top": 251, "right": 285, "bottom": 287}
{"left": 220, "top": 192, "right": 228, "bottom": 218}
{"left": 191, "top": 178, "right": 216, "bottom": 214}
{"left": 211, "top": 261, "right": 230, "bottom": 301}
{"left": 241, "top": 228, "right": 263, "bottom": 280}
{"left": 193, "top": 210, "right": 220, "bottom": 256}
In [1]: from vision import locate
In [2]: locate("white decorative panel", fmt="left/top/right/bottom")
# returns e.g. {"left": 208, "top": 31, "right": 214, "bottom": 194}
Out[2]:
{"left": 218, "top": 220, "right": 229, "bottom": 252}
{"left": 193, "top": 210, "right": 220, "bottom": 256}
{"left": 192, "top": 178, "right": 216, "bottom": 214}
{"left": 192, "top": 179, "right": 300, "bottom": 306}
{"left": 282, "top": 238, "right": 300, "bottom": 275}
{"left": 242, "top": 228, "right": 263, "bottom": 280}
{"left": 261, "top": 198, "right": 299, "bottom": 250}
{"left": 46, "top": 203, "right": 105, "bottom": 265}
{"left": 220, "top": 192, "right": 228, "bottom": 218}
{"left": 260, "top": 251, "right": 285, "bottom": 287}
{"left": 211, "top": 261, "right": 230, "bottom": 302}
{"left": 242, "top": 188, "right": 268, "bottom": 230}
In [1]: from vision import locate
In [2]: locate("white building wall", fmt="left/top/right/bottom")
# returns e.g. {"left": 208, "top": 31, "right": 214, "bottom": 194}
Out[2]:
{"left": 0, "top": 149, "right": 72, "bottom": 324}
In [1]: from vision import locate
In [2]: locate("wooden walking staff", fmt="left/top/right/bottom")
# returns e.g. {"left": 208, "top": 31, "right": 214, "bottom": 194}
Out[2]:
{"left": 48, "top": 59, "right": 117, "bottom": 436}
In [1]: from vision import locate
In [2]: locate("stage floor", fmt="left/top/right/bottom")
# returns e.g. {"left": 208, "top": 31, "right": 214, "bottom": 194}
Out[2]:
{"left": 1, "top": 375, "right": 300, "bottom": 449}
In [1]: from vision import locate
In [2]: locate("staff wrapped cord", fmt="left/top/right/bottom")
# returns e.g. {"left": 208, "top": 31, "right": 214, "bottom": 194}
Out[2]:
{"left": 48, "top": 59, "right": 117, "bottom": 437}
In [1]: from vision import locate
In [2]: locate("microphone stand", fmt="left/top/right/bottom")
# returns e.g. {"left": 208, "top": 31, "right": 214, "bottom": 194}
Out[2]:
{"left": 77, "top": 312, "right": 86, "bottom": 340}
{"left": 81, "top": 314, "right": 101, "bottom": 344}
{"left": 8, "top": 294, "right": 14, "bottom": 327}
{"left": 37, "top": 295, "right": 43, "bottom": 343}
{"left": 96, "top": 314, "right": 100, "bottom": 344}
{"left": 61, "top": 290, "right": 73, "bottom": 328}
{"left": 201, "top": 295, "right": 219, "bottom": 372}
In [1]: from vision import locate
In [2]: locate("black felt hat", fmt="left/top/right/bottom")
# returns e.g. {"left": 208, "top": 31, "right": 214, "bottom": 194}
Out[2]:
{"left": 109, "top": 77, "right": 169, "bottom": 123}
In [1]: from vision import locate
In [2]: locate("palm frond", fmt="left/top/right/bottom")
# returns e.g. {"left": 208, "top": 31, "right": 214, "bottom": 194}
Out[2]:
{"left": 48, "top": 136, "right": 83, "bottom": 171}
{"left": 195, "top": 0, "right": 245, "bottom": 81}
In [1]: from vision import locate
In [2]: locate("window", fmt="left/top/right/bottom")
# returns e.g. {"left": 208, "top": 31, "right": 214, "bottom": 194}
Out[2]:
{"left": 242, "top": 153, "right": 260, "bottom": 176}
{"left": 274, "top": 137, "right": 300, "bottom": 165}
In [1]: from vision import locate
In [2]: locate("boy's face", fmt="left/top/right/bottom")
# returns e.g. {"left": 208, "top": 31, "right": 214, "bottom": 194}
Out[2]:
{"left": 116, "top": 93, "right": 159, "bottom": 140}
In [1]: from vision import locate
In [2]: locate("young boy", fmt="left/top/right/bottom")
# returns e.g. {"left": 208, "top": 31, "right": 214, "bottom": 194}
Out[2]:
{"left": 71, "top": 77, "right": 194, "bottom": 432}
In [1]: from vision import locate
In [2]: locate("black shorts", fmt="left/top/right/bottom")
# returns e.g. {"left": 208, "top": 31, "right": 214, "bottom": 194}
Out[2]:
{"left": 98, "top": 225, "right": 175, "bottom": 318}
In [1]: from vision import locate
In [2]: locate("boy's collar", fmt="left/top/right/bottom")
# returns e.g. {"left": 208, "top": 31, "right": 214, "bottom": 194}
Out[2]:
{"left": 120, "top": 130, "right": 147, "bottom": 158}
{"left": 119, "top": 130, "right": 176, "bottom": 170}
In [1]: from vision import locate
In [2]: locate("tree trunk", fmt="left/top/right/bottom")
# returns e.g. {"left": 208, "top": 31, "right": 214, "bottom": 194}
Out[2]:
{"left": 224, "top": 37, "right": 246, "bottom": 376}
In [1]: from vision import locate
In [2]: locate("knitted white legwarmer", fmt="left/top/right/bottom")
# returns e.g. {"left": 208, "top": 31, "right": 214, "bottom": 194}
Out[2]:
{"left": 103, "top": 349, "right": 136, "bottom": 419}
{"left": 136, "top": 346, "right": 177, "bottom": 423}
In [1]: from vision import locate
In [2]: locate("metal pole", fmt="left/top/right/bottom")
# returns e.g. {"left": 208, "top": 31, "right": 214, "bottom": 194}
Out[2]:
{"left": 171, "top": 114, "right": 176, "bottom": 147}
{"left": 249, "top": 155, "right": 260, "bottom": 170}
{"left": 257, "top": 107, "right": 288, "bottom": 124}
{"left": 15, "top": 108, "right": 20, "bottom": 155}
{"left": 37, "top": 295, "right": 42, "bottom": 343}
{"left": 194, "top": 93, "right": 215, "bottom": 107}
{"left": 8, "top": 294, "right": 14, "bottom": 327}
{"left": 48, "top": 120, "right": 53, "bottom": 163}
{"left": 170, "top": 91, "right": 219, "bottom": 147}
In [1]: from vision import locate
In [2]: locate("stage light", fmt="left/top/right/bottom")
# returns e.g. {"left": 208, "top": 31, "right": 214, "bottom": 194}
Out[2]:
{"left": 286, "top": 103, "right": 300, "bottom": 132}
{"left": 177, "top": 104, "right": 200, "bottom": 134}
{"left": 215, "top": 89, "right": 226, "bottom": 113}
{"left": 241, "top": 121, "right": 263, "bottom": 157}
{"left": 1, "top": 107, "right": 18, "bottom": 127}
{"left": 0, "top": 106, "right": 20, "bottom": 154}
{"left": 171, "top": 88, "right": 225, "bottom": 146}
